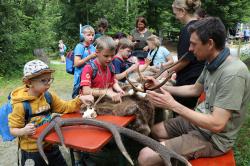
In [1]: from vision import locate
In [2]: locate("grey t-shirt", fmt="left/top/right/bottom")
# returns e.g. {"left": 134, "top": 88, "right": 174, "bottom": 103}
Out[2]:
{"left": 195, "top": 57, "right": 250, "bottom": 152}
{"left": 131, "top": 28, "right": 152, "bottom": 50}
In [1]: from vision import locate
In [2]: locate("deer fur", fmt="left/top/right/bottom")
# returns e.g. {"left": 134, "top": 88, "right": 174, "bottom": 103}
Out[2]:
{"left": 82, "top": 94, "right": 155, "bottom": 136}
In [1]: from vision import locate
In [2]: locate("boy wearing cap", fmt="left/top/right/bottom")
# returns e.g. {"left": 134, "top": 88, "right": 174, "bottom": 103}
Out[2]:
{"left": 8, "top": 59, "right": 94, "bottom": 166}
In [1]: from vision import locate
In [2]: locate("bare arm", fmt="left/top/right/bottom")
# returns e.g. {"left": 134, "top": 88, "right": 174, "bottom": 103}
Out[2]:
{"left": 82, "top": 85, "right": 122, "bottom": 102}
{"left": 139, "top": 58, "right": 151, "bottom": 72}
{"left": 172, "top": 103, "right": 232, "bottom": 133}
{"left": 112, "top": 79, "right": 125, "bottom": 94}
{"left": 115, "top": 71, "right": 128, "bottom": 81}
{"left": 115, "top": 63, "right": 139, "bottom": 81}
{"left": 162, "top": 55, "right": 174, "bottom": 68}
{"left": 74, "top": 53, "right": 96, "bottom": 67}
{"left": 82, "top": 86, "right": 109, "bottom": 97}
{"left": 164, "top": 82, "right": 203, "bottom": 98}
{"left": 147, "top": 88, "right": 232, "bottom": 133}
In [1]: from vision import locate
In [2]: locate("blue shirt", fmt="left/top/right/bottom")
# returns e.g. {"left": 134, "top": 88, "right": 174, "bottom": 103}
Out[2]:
{"left": 112, "top": 56, "right": 130, "bottom": 82}
{"left": 147, "top": 46, "right": 170, "bottom": 67}
{"left": 244, "top": 29, "right": 250, "bottom": 37}
{"left": 73, "top": 43, "right": 96, "bottom": 86}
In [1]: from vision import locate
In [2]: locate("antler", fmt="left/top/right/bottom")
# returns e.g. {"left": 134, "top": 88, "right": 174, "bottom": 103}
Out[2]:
{"left": 93, "top": 87, "right": 108, "bottom": 108}
{"left": 37, "top": 116, "right": 191, "bottom": 166}
{"left": 125, "top": 52, "right": 189, "bottom": 92}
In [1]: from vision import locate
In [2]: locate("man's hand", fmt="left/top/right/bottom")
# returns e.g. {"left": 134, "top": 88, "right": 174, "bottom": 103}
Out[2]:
{"left": 144, "top": 76, "right": 160, "bottom": 89}
{"left": 147, "top": 87, "right": 176, "bottom": 110}
{"left": 22, "top": 123, "right": 36, "bottom": 136}
{"left": 79, "top": 95, "right": 94, "bottom": 106}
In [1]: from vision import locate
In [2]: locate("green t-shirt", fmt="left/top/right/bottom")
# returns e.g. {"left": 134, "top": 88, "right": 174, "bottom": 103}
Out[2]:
{"left": 195, "top": 57, "right": 250, "bottom": 152}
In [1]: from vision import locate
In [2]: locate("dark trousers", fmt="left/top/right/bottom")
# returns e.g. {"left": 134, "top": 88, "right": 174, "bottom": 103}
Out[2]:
{"left": 21, "top": 145, "right": 67, "bottom": 166}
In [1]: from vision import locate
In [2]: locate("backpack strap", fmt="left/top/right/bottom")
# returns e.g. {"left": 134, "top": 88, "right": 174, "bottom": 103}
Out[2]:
{"left": 89, "top": 61, "right": 115, "bottom": 80}
{"left": 149, "top": 47, "right": 159, "bottom": 66}
{"left": 89, "top": 61, "right": 98, "bottom": 80}
{"left": 108, "top": 63, "right": 115, "bottom": 74}
{"left": 44, "top": 91, "right": 52, "bottom": 106}
{"left": 23, "top": 91, "right": 52, "bottom": 124}
{"left": 23, "top": 101, "right": 32, "bottom": 125}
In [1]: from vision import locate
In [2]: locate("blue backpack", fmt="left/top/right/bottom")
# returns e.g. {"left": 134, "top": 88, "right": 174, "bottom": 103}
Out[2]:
{"left": 71, "top": 61, "right": 115, "bottom": 98}
{"left": 66, "top": 43, "right": 88, "bottom": 75}
{"left": 0, "top": 91, "right": 52, "bottom": 142}
{"left": 66, "top": 50, "right": 75, "bottom": 74}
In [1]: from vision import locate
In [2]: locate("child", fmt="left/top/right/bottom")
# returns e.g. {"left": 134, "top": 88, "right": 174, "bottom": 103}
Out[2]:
{"left": 73, "top": 25, "right": 96, "bottom": 98}
{"left": 112, "top": 38, "right": 139, "bottom": 82}
{"left": 58, "top": 40, "right": 66, "bottom": 63}
{"left": 8, "top": 59, "right": 94, "bottom": 166}
{"left": 80, "top": 36, "right": 124, "bottom": 102}
{"left": 140, "top": 35, "right": 174, "bottom": 72}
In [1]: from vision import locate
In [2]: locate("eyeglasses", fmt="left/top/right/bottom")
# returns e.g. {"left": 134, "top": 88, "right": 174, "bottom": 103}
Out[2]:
{"left": 32, "top": 78, "right": 54, "bottom": 85}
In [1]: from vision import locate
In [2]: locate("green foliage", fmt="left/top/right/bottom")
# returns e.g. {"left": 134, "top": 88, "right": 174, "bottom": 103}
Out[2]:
{"left": 202, "top": 0, "right": 250, "bottom": 28}
{"left": 1, "top": 0, "right": 250, "bottom": 75}
{"left": 0, "top": 0, "right": 60, "bottom": 76}
{"left": 234, "top": 103, "right": 250, "bottom": 166}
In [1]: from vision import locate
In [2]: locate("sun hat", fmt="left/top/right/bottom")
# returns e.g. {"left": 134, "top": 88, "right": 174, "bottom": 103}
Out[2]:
{"left": 23, "top": 59, "right": 55, "bottom": 80}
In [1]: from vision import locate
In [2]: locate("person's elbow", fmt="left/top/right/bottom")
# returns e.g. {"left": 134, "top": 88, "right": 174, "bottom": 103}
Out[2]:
{"left": 210, "top": 122, "right": 227, "bottom": 133}
{"left": 115, "top": 74, "right": 122, "bottom": 80}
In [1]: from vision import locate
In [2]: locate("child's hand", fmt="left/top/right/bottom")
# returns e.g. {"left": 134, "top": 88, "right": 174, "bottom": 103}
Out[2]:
{"left": 116, "top": 89, "right": 125, "bottom": 96}
{"left": 79, "top": 95, "right": 94, "bottom": 106}
{"left": 143, "top": 46, "right": 149, "bottom": 52}
{"left": 90, "top": 53, "right": 97, "bottom": 59}
{"left": 107, "top": 90, "right": 122, "bottom": 103}
{"left": 22, "top": 123, "right": 36, "bottom": 136}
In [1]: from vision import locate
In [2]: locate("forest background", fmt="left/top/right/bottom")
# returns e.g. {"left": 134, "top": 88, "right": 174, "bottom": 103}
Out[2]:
{"left": 0, "top": 0, "right": 250, "bottom": 76}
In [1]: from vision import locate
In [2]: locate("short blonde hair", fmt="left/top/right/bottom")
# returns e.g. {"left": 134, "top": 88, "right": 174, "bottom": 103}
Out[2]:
{"left": 147, "top": 35, "right": 161, "bottom": 47}
{"left": 82, "top": 25, "right": 95, "bottom": 34}
{"left": 95, "top": 36, "right": 117, "bottom": 51}
{"left": 173, "top": 0, "right": 201, "bottom": 14}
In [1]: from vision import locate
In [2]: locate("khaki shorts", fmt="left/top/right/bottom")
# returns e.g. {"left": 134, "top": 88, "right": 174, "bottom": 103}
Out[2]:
{"left": 163, "top": 117, "right": 224, "bottom": 160}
